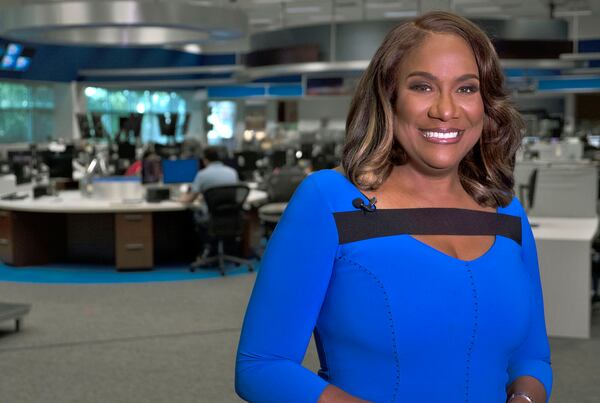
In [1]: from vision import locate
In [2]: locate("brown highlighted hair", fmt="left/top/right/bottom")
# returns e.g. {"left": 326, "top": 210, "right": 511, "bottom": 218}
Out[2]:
{"left": 342, "top": 11, "right": 523, "bottom": 208}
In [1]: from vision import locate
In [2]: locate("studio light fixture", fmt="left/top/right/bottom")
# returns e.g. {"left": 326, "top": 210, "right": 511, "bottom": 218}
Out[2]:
{"left": 0, "top": 1, "right": 248, "bottom": 47}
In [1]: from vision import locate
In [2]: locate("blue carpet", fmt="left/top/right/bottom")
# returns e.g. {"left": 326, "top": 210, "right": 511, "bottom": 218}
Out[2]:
{"left": 0, "top": 262, "right": 257, "bottom": 284}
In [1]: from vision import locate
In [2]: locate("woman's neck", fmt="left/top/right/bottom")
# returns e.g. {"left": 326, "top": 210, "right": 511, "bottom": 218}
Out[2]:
{"left": 369, "top": 164, "right": 476, "bottom": 209}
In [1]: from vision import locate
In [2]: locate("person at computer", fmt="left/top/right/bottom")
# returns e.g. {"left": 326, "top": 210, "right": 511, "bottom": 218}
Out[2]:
{"left": 178, "top": 146, "right": 239, "bottom": 257}
{"left": 235, "top": 11, "right": 551, "bottom": 403}
{"left": 178, "top": 146, "right": 238, "bottom": 204}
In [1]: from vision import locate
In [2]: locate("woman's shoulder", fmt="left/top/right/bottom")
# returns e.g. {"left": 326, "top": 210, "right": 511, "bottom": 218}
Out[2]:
{"left": 296, "top": 169, "right": 363, "bottom": 212}
{"left": 497, "top": 195, "right": 526, "bottom": 217}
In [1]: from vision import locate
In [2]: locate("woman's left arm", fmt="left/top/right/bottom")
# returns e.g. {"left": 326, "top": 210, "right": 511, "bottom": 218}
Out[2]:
{"left": 506, "top": 206, "right": 553, "bottom": 403}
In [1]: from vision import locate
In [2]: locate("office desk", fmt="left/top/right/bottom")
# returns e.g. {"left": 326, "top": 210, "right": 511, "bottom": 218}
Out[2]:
{"left": 530, "top": 216, "right": 598, "bottom": 339}
{"left": 0, "top": 189, "right": 267, "bottom": 270}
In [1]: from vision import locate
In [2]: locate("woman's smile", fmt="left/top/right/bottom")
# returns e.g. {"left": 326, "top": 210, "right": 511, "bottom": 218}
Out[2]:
{"left": 419, "top": 128, "right": 464, "bottom": 144}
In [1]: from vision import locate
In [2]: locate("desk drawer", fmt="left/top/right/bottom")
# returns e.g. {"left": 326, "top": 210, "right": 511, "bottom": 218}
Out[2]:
{"left": 0, "top": 211, "right": 13, "bottom": 264}
{"left": 115, "top": 213, "right": 152, "bottom": 242}
{"left": 0, "top": 210, "right": 13, "bottom": 239}
{"left": 115, "top": 213, "right": 153, "bottom": 269}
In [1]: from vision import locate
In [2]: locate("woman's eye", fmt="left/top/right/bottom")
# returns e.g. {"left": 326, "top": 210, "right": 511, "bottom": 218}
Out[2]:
{"left": 458, "top": 85, "right": 479, "bottom": 94}
{"left": 409, "top": 83, "right": 431, "bottom": 92}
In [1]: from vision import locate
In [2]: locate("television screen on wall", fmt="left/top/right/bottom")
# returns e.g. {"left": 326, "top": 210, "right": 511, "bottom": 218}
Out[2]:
{"left": 0, "top": 42, "right": 35, "bottom": 72}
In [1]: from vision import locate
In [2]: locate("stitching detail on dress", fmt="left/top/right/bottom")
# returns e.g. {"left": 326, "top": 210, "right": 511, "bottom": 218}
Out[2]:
{"left": 465, "top": 268, "right": 479, "bottom": 403}
{"left": 337, "top": 255, "right": 401, "bottom": 403}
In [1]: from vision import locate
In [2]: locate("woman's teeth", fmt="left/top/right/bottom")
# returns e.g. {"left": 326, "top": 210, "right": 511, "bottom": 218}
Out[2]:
{"left": 422, "top": 131, "right": 459, "bottom": 139}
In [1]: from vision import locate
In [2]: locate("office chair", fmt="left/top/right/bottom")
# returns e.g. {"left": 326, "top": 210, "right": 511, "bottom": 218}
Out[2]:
{"left": 258, "top": 167, "right": 306, "bottom": 240}
{"left": 190, "top": 184, "right": 254, "bottom": 276}
{"left": 518, "top": 169, "right": 538, "bottom": 212}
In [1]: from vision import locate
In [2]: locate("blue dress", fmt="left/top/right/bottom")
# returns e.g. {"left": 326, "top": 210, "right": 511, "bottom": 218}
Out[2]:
{"left": 236, "top": 170, "right": 552, "bottom": 403}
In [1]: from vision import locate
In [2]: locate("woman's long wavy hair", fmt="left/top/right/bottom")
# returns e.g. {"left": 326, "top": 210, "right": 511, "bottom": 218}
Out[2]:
{"left": 342, "top": 11, "right": 523, "bottom": 208}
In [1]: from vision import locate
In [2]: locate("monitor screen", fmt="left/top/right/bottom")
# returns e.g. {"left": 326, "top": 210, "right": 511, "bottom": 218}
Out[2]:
{"left": 141, "top": 159, "right": 162, "bottom": 184}
{"left": 6, "top": 43, "right": 23, "bottom": 57}
{"left": 76, "top": 113, "right": 92, "bottom": 139}
{"left": 119, "top": 113, "right": 143, "bottom": 138}
{"left": 161, "top": 159, "right": 198, "bottom": 184}
{"left": 91, "top": 113, "right": 107, "bottom": 138}
{"left": 45, "top": 153, "right": 73, "bottom": 179}
{"left": 118, "top": 143, "right": 136, "bottom": 160}
{"left": 0, "top": 43, "right": 34, "bottom": 72}
{"left": 236, "top": 151, "right": 260, "bottom": 171}
{"left": 155, "top": 143, "right": 181, "bottom": 159}
{"left": 13, "top": 161, "right": 32, "bottom": 185}
{"left": 158, "top": 114, "right": 178, "bottom": 137}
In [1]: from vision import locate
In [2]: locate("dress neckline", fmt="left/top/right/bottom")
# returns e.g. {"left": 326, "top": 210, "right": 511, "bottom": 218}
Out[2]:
{"left": 326, "top": 168, "right": 500, "bottom": 215}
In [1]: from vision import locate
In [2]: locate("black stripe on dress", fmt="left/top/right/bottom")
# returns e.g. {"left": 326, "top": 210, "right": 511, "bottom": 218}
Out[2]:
{"left": 333, "top": 208, "right": 522, "bottom": 245}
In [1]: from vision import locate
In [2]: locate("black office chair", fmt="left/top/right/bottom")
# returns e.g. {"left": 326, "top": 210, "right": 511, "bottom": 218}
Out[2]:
{"left": 258, "top": 167, "right": 306, "bottom": 240}
{"left": 518, "top": 169, "right": 538, "bottom": 212}
{"left": 190, "top": 184, "right": 254, "bottom": 276}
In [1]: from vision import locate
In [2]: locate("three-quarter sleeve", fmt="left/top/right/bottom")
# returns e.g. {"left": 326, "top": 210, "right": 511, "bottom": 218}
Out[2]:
{"left": 507, "top": 206, "right": 553, "bottom": 401}
{"left": 235, "top": 174, "right": 338, "bottom": 402}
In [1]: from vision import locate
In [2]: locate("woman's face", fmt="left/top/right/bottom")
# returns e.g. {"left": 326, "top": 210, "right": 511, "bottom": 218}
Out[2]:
{"left": 394, "top": 32, "right": 484, "bottom": 176}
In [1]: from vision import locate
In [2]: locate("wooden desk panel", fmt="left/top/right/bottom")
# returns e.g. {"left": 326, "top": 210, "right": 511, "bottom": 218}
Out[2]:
{"left": 115, "top": 213, "right": 153, "bottom": 270}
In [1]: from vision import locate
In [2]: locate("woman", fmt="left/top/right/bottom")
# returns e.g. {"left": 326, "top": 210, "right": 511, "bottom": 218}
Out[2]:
{"left": 236, "top": 11, "right": 551, "bottom": 403}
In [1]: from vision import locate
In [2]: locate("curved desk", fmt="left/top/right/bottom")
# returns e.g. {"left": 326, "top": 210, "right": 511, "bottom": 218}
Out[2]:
{"left": 0, "top": 189, "right": 267, "bottom": 270}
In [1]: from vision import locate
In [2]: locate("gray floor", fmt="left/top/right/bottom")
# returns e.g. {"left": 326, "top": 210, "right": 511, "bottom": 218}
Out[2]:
{"left": 0, "top": 274, "right": 598, "bottom": 403}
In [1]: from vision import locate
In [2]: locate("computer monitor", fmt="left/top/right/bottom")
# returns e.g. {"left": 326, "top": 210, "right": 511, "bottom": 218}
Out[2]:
{"left": 119, "top": 113, "right": 143, "bottom": 138}
{"left": 180, "top": 113, "right": 190, "bottom": 135}
{"left": 158, "top": 114, "right": 178, "bottom": 137}
{"left": 76, "top": 113, "right": 92, "bottom": 139}
{"left": 270, "top": 150, "right": 287, "bottom": 169}
{"left": 13, "top": 161, "right": 32, "bottom": 185}
{"left": 141, "top": 159, "right": 162, "bottom": 184}
{"left": 155, "top": 143, "right": 182, "bottom": 159}
{"left": 91, "top": 113, "right": 107, "bottom": 138}
{"left": 45, "top": 153, "right": 73, "bottom": 179}
{"left": 161, "top": 159, "right": 199, "bottom": 184}
{"left": 236, "top": 150, "right": 260, "bottom": 171}
{"left": 117, "top": 142, "right": 136, "bottom": 160}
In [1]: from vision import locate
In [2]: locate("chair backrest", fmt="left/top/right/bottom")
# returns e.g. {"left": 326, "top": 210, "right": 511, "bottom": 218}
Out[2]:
{"left": 530, "top": 164, "right": 598, "bottom": 218}
{"left": 203, "top": 184, "right": 250, "bottom": 237}
{"left": 266, "top": 168, "right": 306, "bottom": 202}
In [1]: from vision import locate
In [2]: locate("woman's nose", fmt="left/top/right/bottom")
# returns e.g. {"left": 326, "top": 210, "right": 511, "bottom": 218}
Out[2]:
{"left": 428, "top": 92, "right": 458, "bottom": 121}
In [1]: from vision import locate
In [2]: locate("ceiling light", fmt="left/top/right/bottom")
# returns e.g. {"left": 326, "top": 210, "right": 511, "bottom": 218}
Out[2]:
{"left": 462, "top": 5, "right": 502, "bottom": 14}
{"left": 0, "top": 1, "right": 248, "bottom": 47}
{"left": 383, "top": 10, "right": 418, "bottom": 18}
{"left": 250, "top": 18, "right": 273, "bottom": 25}
{"left": 286, "top": 6, "right": 322, "bottom": 14}
{"left": 366, "top": 2, "right": 405, "bottom": 10}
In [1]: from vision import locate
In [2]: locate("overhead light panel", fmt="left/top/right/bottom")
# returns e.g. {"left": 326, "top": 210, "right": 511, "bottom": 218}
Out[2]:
{"left": 462, "top": 5, "right": 503, "bottom": 14}
{"left": 0, "top": 1, "right": 248, "bottom": 47}
{"left": 286, "top": 6, "right": 322, "bottom": 14}
{"left": 384, "top": 10, "right": 418, "bottom": 18}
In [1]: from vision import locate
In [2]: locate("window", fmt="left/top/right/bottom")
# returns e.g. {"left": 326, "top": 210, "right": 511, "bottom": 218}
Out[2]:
{"left": 0, "top": 81, "right": 55, "bottom": 143}
{"left": 84, "top": 87, "right": 188, "bottom": 144}
{"left": 207, "top": 100, "right": 237, "bottom": 146}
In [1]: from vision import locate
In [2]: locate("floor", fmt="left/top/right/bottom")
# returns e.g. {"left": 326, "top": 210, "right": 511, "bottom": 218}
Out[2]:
{"left": 0, "top": 273, "right": 598, "bottom": 403}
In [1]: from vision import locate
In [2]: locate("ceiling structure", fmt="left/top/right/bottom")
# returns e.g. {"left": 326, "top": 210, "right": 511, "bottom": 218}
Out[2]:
{"left": 0, "top": 1, "right": 596, "bottom": 36}
{"left": 0, "top": 0, "right": 597, "bottom": 87}
{"left": 230, "top": 0, "right": 597, "bottom": 33}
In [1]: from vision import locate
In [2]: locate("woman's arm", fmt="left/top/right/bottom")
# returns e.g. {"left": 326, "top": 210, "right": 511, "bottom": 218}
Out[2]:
{"left": 235, "top": 174, "right": 341, "bottom": 402}
{"left": 506, "top": 202, "right": 553, "bottom": 402}
{"left": 318, "top": 385, "right": 371, "bottom": 403}
{"left": 506, "top": 375, "right": 546, "bottom": 403}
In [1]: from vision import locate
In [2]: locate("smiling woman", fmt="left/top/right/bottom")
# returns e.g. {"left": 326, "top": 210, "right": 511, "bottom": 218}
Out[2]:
{"left": 235, "top": 11, "right": 552, "bottom": 403}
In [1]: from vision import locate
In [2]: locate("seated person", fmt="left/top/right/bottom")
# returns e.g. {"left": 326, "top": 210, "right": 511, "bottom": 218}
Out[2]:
{"left": 178, "top": 146, "right": 239, "bottom": 258}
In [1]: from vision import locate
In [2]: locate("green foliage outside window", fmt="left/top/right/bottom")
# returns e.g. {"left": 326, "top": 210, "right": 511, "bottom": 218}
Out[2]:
{"left": 0, "top": 81, "right": 55, "bottom": 143}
